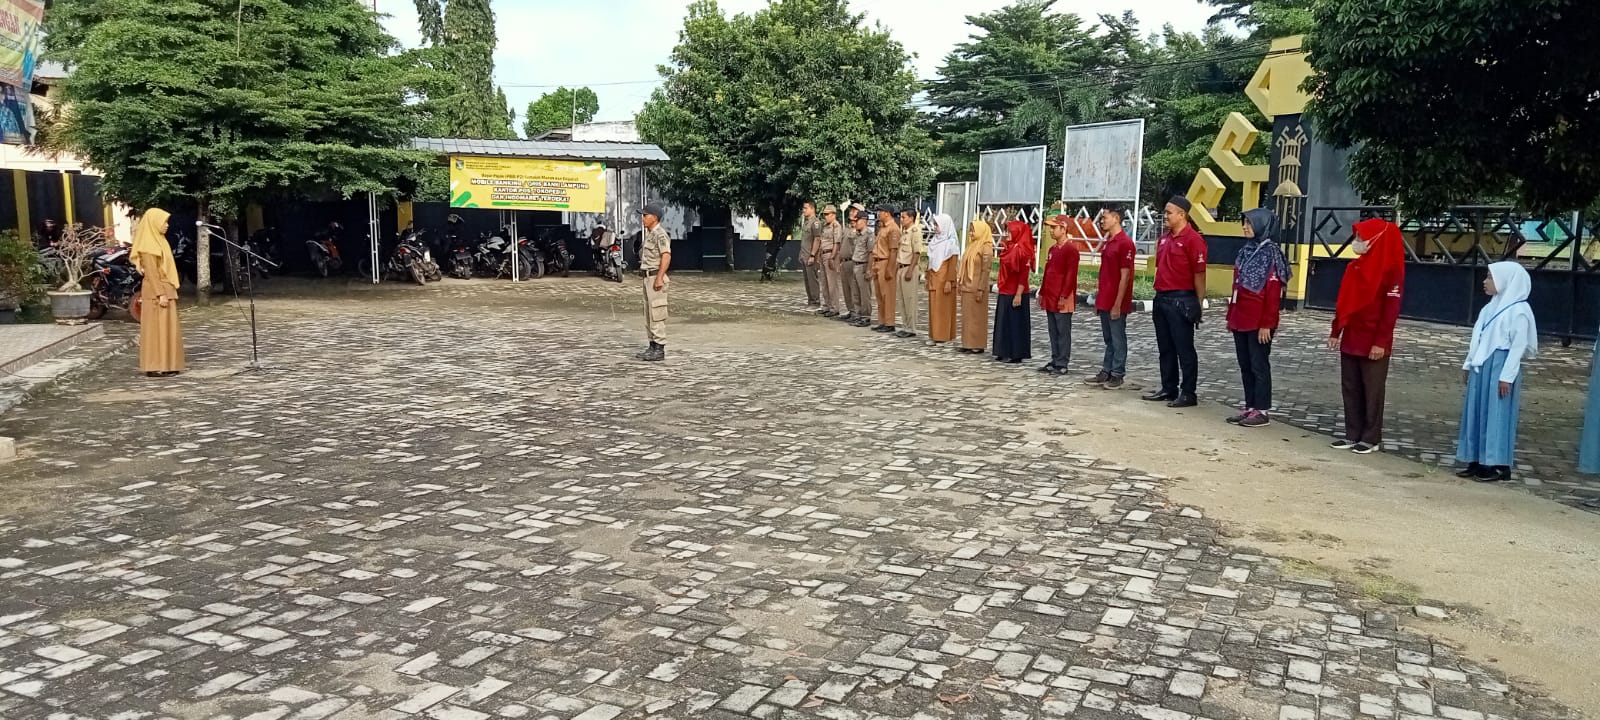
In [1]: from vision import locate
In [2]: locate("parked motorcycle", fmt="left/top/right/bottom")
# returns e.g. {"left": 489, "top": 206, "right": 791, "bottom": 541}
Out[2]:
{"left": 403, "top": 226, "right": 443, "bottom": 282}
{"left": 534, "top": 229, "right": 572, "bottom": 278}
{"left": 86, "top": 246, "right": 142, "bottom": 320}
{"left": 474, "top": 226, "right": 539, "bottom": 280}
{"left": 306, "top": 221, "right": 344, "bottom": 277}
{"left": 382, "top": 230, "right": 431, "bottom": 285}
{"left": 589, "top": 225, "right": 625, "bottom": 283}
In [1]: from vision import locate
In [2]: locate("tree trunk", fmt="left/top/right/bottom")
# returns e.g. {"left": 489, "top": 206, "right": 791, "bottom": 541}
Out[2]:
{"left": 723, "top": 218, "right": 735, "bottom": 272}
{"left": 196, "top": 196, "right": 211, "bottom": 306}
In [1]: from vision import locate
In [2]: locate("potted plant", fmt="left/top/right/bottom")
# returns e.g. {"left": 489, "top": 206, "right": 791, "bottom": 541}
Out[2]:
{"left": 0, "top": 230, "right": 46, "bottom": 323}
{"left": 46, "top": 223, "right": 108, "bottom": 324}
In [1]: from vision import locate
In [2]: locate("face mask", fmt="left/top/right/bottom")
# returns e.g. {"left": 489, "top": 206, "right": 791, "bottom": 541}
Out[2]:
{"left": 1352, "top": 239, "right": 1370, "bottom": 255}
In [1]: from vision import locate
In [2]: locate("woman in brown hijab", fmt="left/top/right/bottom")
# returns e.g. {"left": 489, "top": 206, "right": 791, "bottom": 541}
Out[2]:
{"left": 131, "top": 209, "right": 184, "bottom": 377}
{"left": 957, "top": 219, "right": 995, "bottom": 354}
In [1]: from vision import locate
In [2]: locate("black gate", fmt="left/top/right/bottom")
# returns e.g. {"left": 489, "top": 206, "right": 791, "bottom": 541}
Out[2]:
{"left": 1305, "top": 206, "right": 1600, "bottom": 342}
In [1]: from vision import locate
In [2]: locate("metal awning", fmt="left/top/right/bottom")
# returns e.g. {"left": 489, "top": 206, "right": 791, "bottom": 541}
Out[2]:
{"left": 412, "top": 137, "right": 669, "bottom": 169}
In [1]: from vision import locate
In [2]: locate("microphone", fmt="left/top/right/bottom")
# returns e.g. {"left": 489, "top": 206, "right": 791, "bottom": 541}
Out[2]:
{"left": 196, "top": 220, "right": 228, "bottom": 231}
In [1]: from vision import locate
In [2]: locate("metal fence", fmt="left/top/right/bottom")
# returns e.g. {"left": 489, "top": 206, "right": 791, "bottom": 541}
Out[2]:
{"left": 1304, "top": 206, "right": 1600, "bottom": 343}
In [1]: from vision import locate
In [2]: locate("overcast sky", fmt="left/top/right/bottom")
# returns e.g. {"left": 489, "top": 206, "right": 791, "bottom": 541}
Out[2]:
{"left": 374, "top": 0, "right": 1217, "bottom": 130}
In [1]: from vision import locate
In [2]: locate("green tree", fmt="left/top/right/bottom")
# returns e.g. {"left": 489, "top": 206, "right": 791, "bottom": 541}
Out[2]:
{"left": 1306, "top": 0, "right": 1600, "bottom": 214}
{"left": 524, "top": 87, "right": 600, "bottom": 139}
{"left": 1135, "top": 26, "right": 1266, "bottom": 208}
{"left": 921, "top": 1, "right": 1139, "bottom": 189}
{"left": 1203, "top": 0, "right": 1313, "bottom": 39}
{"left": 437, "top": 0, "right": 515, "bottom": 139}
{"left": 638, "top": 0, "right": 934, "bottom": 256}
{"left": 47, "top": 0, "right": 424, "bottom": 303}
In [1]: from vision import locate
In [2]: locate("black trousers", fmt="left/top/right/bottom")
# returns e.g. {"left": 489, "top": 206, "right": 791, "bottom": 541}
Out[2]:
{"left": 1340, "top": 353, "right": 1390, "bottom": 445}
{"left": 1152, "top": 291, "right": 1200, "bottom": 396}
{"left": 1233, "top": 330, "right": 1273, "bottom": 411}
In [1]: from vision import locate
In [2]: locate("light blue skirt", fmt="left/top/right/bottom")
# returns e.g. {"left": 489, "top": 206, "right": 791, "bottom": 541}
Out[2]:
{"left": 1455, "top": 349, "right": 1521, "bottom": 467}
{"left": 1580, "top": 339, "right": 1600, "bottom": 474}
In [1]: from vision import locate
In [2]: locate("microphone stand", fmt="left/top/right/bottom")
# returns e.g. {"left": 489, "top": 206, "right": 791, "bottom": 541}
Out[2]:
{"left": 199, "top": 221, "right": 281, "bottom": 373}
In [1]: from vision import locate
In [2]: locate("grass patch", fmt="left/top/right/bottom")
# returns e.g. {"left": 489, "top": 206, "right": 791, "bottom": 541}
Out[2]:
{"left": 1280, "top": 557, "right": 1424, "bottom": 605}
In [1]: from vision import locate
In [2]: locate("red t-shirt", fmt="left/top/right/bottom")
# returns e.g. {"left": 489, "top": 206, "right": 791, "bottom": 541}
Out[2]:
{"left": 1335, "top": 267, "right": 1404, "bottom": 355}
{"left": 1096, "top": 231, "right": 1136, "bottom": 314}
{"left": 1155, "top": 225, "right": 1206, "bottom": 292}
{"left": 997, "top": 241, "right": 1034, "bottom": 296}
{"left": 1039, "top": 242, "right": 1080, "bottom": 313}
{"left": 1226, "top": 274, "right": 1283, "bottom": 332}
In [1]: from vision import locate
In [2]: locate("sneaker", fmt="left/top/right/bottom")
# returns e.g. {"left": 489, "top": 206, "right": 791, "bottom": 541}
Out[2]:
{"left": 1102, "top": 376, "right": 1125, "bottom": 390}
{"left": 1330, "top": 439, "right": 1357, "bottom": 450}
{"left": 1351, "top": 442, "right": 1378, "bottom": 454}
{"left": 1226, "top": 409, "right": 1251, "bottom": 425}
{"left": 1038, "top": 364, "right": 1058, "bottom": 373}
{"left": 1238, "top": 410, "right": 1271, "bottom": 428}
{"left": 1083, "top": 371, "right": 1111, "bottom": 386}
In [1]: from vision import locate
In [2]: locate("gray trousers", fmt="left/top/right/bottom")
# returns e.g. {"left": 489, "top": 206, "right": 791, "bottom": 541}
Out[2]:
{"left": 896, "top": 267, "right": 919, "bottom": 333}
{"left": 849, "top": 261, "right": 872, "bottom": 318}
{"left": 1046, "top": 311, "right": 1073, "bottom": 368}
{"left": 802, "top": 257, "right": 820, "bottom": 304}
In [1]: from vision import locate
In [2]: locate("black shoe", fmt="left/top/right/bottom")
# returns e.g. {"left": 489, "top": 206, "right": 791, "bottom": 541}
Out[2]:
{"left": 1167, "top": 395, "right": 1198, "bottom": 408}
{"left": 1005, "top": 358, "right": 1023, "bottom": 364}
{"left": 1351, "top": 442, "right": 1378, "bottom": 455}
{"left": 1330, "top": 439, "right": 1357, "bottom": 450}
{"left": 873, "top": 325, "right": 894, "bottom": 333}
{"left": 1142, "top": 391, "right": 1177, "bottom": 402}
{"left": 1474, "top": 466, "right": 1512, "bottom": 483}
{"left": 1455, "top": 462, "right": 1484, "bottom": 479}
{"left": 993, "top": 355, "right": 1008, "bottom": 362}
{"left": 635, "top": 343, "right": 665, "bottom": 362}
{"left": 895, "top": 331, "right": 916, "bottom": 339}
{"left": 1039, "top": 364, "right": 1058, "bottom": 373}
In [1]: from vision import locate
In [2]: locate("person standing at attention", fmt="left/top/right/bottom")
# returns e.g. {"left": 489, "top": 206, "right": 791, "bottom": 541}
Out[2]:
{"left": 957, "top": 219, "right": 994, "bottom": 354}
{"left": 1038, "top": 214, "right": 1080, "bottom": 375}
{"left": 1328, "top": 217, "right": 1405, "bottom": 453}
{"left": 816, "top": 205, "right": 845, "bottom": 318}
{"left": 1455, "top": 262, "right": 1537, "bottom": 483}
{"left": 1225, "top": 208, "right": 1291, "bottom": 427}
{"left": 637, "top": 204, "right": 672, "bottom": 362}
{"left": 1085, "top": 208, "right": 1135, "bottom": 389}
{"left": 841, "top": 206, "right": 872, "bottom": 326}
{"left": 871, "top": 206, "right": 902, "bottom": 333}
{"left": 130, "top": 209, "right": 184, "bottom": 377}
{"left": 894, "top": 208, "right": 925, "bottom": 339}
{"left": 924, "top": 213, "right": 960, "bottom": 346}
{"left": 1142, "top": 197, "right": 1208, "bottom": 408}
{"left": 799, "top": 201, "right": 821, "bottom": 308}
{"left": 992, "top": 218, "right": 1036, "bottom": 364}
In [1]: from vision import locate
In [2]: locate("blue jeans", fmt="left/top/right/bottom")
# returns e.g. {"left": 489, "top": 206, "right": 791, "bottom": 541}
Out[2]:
{"left": 1098, "top": 310, "right": 1128, "bottom": 378}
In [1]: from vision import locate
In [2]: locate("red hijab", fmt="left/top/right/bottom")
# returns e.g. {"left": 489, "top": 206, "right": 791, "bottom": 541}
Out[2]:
{"left": 1334, "top": 218, "right": 1406, "bottom": 331}
{"left": 1002, "top": 220, "right": 1036, "bottom": 270}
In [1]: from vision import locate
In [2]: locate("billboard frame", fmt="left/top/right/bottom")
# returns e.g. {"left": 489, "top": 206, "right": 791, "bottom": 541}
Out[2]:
{"left": 977, "top": 145, "right": 1048, "bottom": 208}
{"left": 1060, "top": 119, "right": 1146, "bottom": 241}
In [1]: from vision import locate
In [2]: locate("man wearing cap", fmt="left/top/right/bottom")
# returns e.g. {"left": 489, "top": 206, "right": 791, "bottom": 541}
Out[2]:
{"left": 636, "top": 204, "right": 672, "bottom": 362}
{"left": 799, "top": 201, "right": 822, "bottom": 307}
{"left": 842, "top": 207, "right": 873, "bottom": 325}
{"left": 894, "top": 208, "right": 925, "bottom": 338}
{"left": 1142, "top": 196, "right": 1208, "bottom": 407}
{"left": 871, "top": 206, "right": 902, "bottom": 332}
{"left": 1039, "top": 213, "right": 1081, "bottom": 375}
{"left": 817, "top": 205, "right": 845, "bottom": 317}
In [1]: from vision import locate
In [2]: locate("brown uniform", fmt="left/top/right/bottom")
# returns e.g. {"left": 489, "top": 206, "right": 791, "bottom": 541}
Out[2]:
{"left": 641, "top": 224, "right": 671, "bottom": 345}
{"left": 872, "top": 223, "right": 902, "bottom": 327}
{"left": 818, "top": 219, "right": 844, "bottom": 313}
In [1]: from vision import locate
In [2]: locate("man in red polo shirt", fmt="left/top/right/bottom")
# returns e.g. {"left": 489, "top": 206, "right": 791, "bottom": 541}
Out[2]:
{"left": 1038, "top": 214, "right": 1081, "bottom": 375}
{"left": 1142, "top": 196, "right": 1207, "bottom": 408}
{"left": 1085, "top": 208, "right": 1136, "bottom": 389}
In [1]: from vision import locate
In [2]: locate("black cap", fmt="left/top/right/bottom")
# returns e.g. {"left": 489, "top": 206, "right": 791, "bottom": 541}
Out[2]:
{"left": 639, "top": 204, "right": 665, "bottom": 219}
{"left": 1167, "top": 196, "right": 1192, "bottom": 213}
{"left": 874, "top": 205, "right": 898, "bottom": 216}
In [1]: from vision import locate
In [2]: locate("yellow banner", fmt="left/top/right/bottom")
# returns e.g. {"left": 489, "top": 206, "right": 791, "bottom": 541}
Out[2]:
{"left": 449, "top": 156, "right": 607, "bottom": 212}
{"left": 0, "top": 0, "right": 44, "bottom": 89}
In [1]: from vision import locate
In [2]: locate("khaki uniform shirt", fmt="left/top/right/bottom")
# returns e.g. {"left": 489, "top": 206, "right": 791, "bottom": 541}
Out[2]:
{"left": 799, "top": 215, "right": 820, "bottom": 259}
{"left": 641, "top": 225, "right": 671, "bottom": 273}
{"left": 818, "top": 221, "right": 842, "bottom": 257}
{"left": 846, "top": 227, "right": 872, "bottom": 263}
{"left": 897, "top": 222, "right": 925, "bottom": 265}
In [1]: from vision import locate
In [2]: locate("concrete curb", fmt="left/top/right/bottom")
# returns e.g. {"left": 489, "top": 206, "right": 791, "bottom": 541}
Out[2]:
{"left": 0, "top": 329, "right": 135, "bottom": 418}
{"left": 1076, "top": 293, "right": 1221, "bottom": 314}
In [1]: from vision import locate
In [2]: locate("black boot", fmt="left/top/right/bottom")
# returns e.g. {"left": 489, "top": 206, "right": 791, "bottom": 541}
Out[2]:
{"left": 1455, "top": 462, "right": 1483, "bottom": 479}
{"left": 636, "top": 342, "right": 665, "bottom": 362}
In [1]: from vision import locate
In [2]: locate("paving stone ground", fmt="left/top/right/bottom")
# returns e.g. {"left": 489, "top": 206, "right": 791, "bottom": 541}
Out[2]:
{"left": 0, "top": 275, "right": 1582, "bottom": 720}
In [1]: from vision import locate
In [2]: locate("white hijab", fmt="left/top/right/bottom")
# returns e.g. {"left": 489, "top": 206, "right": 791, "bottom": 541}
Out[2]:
{"left": 1465, "top": 261, "right": 1538, "bottom": 370}
{"left": 927, "top": 213, "right": 959, "bottom": 271}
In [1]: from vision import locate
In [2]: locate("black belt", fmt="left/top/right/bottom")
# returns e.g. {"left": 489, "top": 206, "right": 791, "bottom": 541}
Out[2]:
{"left": 1155, "top": 290, "right": 1196, "bottom": 298}
{"left": 898, "top": 263, "right": 912, "bottom": 268}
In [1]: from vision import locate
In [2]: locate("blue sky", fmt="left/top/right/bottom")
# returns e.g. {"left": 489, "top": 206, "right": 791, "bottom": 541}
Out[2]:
{"left": 375, "top": 0, "right": 1215, "bottom": 131}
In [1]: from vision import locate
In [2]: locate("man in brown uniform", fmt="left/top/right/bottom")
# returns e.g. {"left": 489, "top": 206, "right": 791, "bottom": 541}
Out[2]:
{"left": 798, "top": 201, "right": 821, "bottom": 307}
{"left": 871, "top": 206, "right": 902, "bottom": 332}
{"left": 841, "top": 208, "right": 873, "bottom": 325}
{"left": 816, "top": 205, "right": 845, "bottom": 317}
{"left": 636, "top": 204, "right": 672, "bottom": 362}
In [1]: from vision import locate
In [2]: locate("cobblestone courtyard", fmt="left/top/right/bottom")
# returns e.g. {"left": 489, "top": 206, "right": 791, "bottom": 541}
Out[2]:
{"left": 0, "top": 276, "right": 1589, "bottom": 720}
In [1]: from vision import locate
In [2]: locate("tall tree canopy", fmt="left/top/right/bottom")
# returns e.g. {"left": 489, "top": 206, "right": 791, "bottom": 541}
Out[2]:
{"left": 409, "top": 0, "right": 515, "bottom": 139}
{"left": 524, "top": 87, "right": 600, "bottom": 139}
{"left": 1307, "top": 0, "right": 1600, "bottom": 214}
{"left": 638, "top": 0, "right": 934, "bottom": 246}
{"left": 1136, "top": 26, "right": 1265, "bottom": 207}
{"left": 921, "top": 1, "right": 1139, "bottom": 187}
{"left": 47, "top": 0, "right": 424, "bottom": 301}
{"left": 1203, "top": 0, "right": 1313, "bottom": 39}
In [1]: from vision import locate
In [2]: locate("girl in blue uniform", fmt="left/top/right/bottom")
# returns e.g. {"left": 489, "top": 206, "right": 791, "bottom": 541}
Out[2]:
{"left": 1454, "top": 262, "right": 1537, "bottom": 483}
